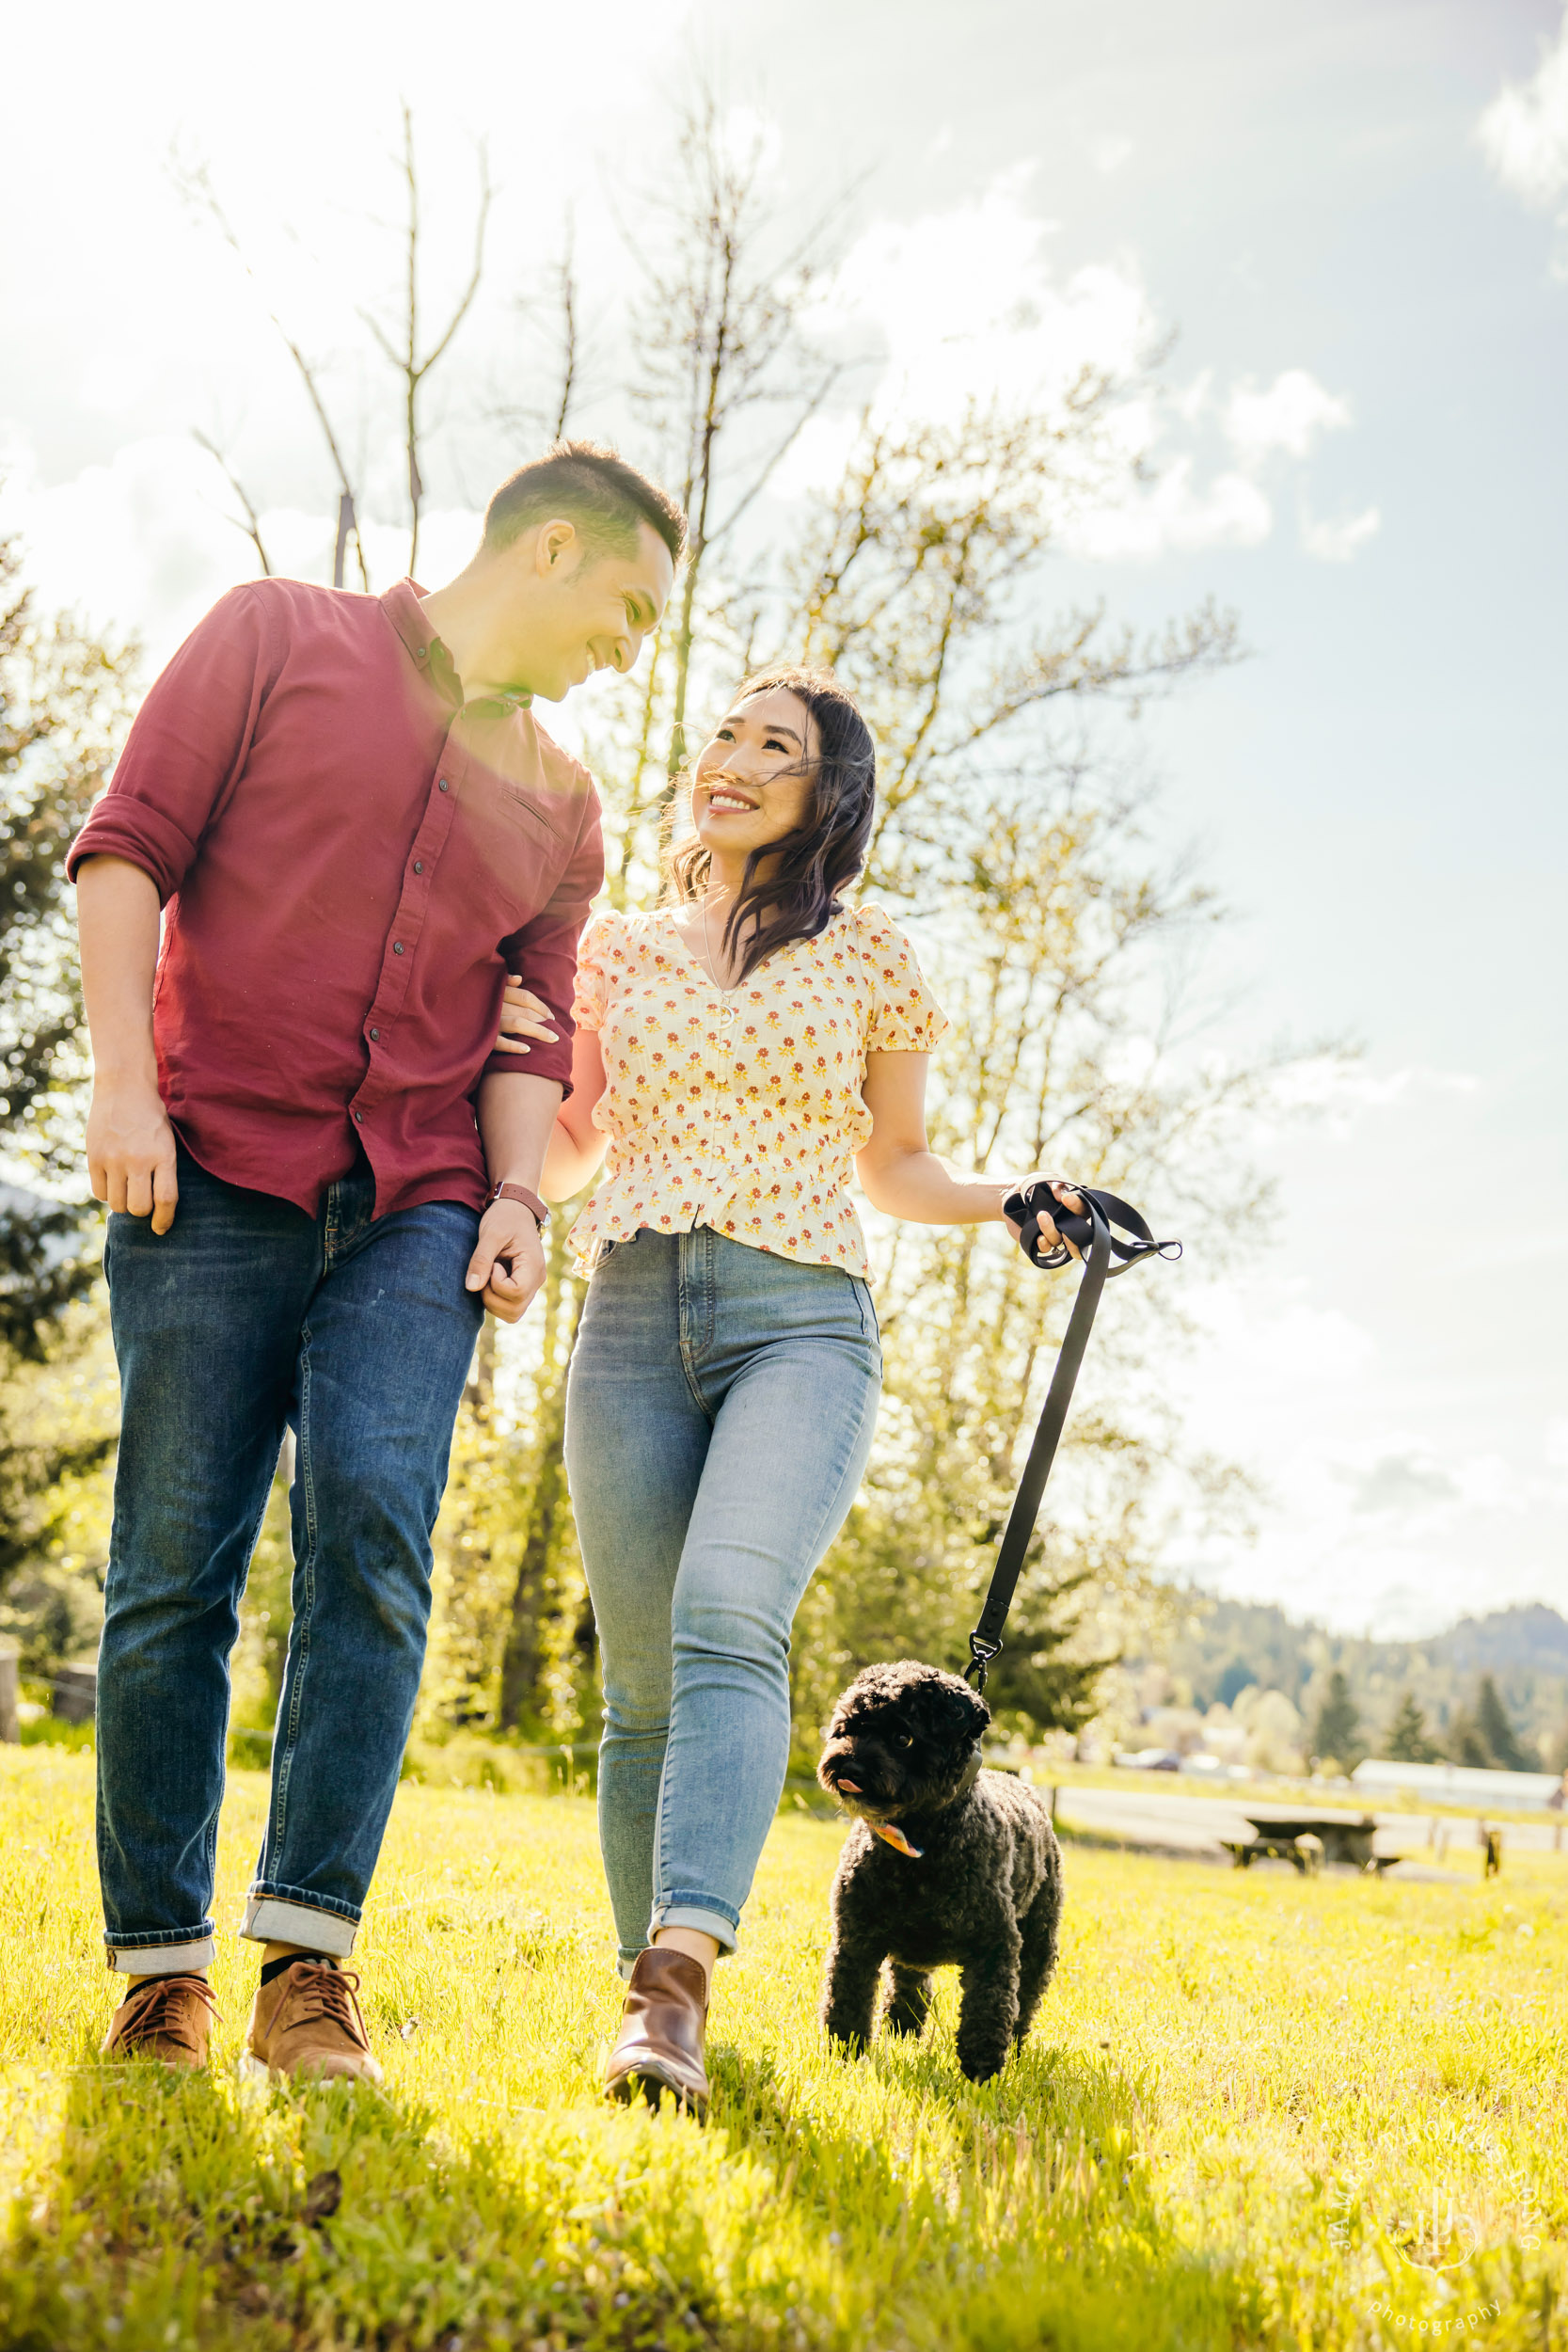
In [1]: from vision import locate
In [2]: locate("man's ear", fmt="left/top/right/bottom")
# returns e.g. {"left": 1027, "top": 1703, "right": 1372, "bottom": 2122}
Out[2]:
{"left": 535, "top": 517, "right": 580, "bottom": 575}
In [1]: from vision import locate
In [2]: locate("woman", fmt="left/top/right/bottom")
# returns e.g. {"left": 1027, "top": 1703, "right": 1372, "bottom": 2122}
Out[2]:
{"left": 499, "top": 665, "right": 1079, "bottom": 2116}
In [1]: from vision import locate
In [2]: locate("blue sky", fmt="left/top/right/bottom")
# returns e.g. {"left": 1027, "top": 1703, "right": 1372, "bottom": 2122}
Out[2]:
{"left": 3, "top": 0, "right": 1564, "bottom": 1635}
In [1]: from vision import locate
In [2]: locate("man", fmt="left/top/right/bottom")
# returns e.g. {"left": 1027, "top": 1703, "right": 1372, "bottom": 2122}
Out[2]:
{"left": 71, "top": 440, "right": 683, "bottom": 2079}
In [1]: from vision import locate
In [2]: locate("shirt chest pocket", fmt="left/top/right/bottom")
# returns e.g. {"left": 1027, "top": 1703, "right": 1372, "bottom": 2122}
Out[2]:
{"left": 447, "top": 784, "right": 572, "bottom": 933}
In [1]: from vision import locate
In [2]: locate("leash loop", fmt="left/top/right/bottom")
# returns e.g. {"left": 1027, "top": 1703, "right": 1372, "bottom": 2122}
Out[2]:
{"left": 1004, "top": 1179, "right": 1181, "bottom": 1279}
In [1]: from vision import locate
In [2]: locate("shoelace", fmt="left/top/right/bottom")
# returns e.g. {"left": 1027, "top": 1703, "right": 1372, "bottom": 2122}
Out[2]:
{"left": 286, "top": 1964, "right": 371, "bottom": 2049}
{"left": 125, "top": 1976, "right": 222, "bottom": 2058}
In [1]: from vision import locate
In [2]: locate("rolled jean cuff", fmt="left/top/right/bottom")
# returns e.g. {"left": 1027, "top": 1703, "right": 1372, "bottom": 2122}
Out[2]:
{"left": 650, "top": 1899, "right": 739, "bottom": 1954}
{"left": 105, "top": 1930, "right": 215, "bottom": 1976}
{"left": 242, "top": 1889, "right": 359, "bottom": 1955}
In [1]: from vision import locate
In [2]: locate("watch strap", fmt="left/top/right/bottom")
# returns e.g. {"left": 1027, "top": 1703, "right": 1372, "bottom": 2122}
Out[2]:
{"left": 490, "top": 1181, "right": 548, "bottom": 1231}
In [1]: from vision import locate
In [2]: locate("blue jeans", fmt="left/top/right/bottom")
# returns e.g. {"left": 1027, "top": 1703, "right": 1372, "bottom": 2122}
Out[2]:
{"left": 97, "top": 1147, "right": 483, "bottom": 1973}
{"left": 564, "top": 1227, "right": 881, "bottom": 1969}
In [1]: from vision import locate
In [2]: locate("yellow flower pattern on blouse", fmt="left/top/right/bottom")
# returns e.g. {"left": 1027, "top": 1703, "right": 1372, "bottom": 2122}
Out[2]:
{"left": 567, "top": 902, "right": 947, "bottom": 1279}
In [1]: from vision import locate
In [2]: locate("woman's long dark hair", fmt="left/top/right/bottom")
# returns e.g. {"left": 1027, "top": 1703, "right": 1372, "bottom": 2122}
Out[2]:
{"left": 664, "top": 665, "right": 876, "bottom": 982}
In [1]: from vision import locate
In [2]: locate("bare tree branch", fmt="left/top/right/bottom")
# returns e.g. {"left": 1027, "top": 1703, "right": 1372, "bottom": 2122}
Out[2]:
{"left": 626, "top": 84, "right": 863, "bottom": 782}
{"left": 190, "top": 430, "right": 273, "bottom": 577}
{"left": 550, "top": 222, "right": 579, "bottom": 441}
{"left": 361, "top": 107, "right": 492, "bottom": 576}
{"left": 173, "top": 154, "right": 371, "bottom": 591}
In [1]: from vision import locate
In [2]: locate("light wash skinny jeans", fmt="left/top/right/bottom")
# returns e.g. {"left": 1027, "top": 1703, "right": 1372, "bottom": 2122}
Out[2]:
{"left": 564, "top": 1227, "right": 881, "bottom": 1969}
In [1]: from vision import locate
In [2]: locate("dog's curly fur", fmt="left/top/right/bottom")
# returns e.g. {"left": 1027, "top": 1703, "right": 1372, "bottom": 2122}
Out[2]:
{"left": 816, "top": 1660, "right": 1064, "bottom": 2082}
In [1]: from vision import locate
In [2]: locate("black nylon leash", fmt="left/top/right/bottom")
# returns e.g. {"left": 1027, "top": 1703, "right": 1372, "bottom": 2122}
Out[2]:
{"left": 962, "top": 1184, "right": 1180, "bottom": 1692}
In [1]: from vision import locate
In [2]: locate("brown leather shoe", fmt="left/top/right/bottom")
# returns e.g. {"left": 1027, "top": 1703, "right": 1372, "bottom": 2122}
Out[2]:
{"left": 243, "top": 1961, "right": 383, "bottom": 2085}
{"left": 604, "top": 1947, "right": 709, "bottom": 2119}
{"left": 102, "top": 1974, "right": 220, "bottom": 2069}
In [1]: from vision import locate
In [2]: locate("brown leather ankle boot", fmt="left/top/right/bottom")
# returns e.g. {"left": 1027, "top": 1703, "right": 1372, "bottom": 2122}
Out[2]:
{"left": 604, "top": 1947, "right": 709, "bottom": 2119}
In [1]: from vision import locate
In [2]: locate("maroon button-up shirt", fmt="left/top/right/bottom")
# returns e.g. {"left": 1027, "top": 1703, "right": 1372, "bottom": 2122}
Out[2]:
{"left": 67, "top": 578, "right": 602, "bottom": 1219}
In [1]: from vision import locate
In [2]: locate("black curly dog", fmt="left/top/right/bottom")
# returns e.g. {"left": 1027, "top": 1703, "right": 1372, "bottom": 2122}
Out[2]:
{"left": 817, "top": 1660, "right": 1064, "bottom": 2082}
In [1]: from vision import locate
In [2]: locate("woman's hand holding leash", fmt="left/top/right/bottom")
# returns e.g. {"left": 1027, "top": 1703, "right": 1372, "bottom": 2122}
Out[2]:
{"left": 1003, "top": 1176, "right": 1086, "bottom": 1265}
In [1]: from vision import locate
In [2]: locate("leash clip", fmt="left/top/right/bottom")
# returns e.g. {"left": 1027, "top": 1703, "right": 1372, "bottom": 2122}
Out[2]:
{"left": 964, "top": 1633, "right": 1001, "bottom": 1693}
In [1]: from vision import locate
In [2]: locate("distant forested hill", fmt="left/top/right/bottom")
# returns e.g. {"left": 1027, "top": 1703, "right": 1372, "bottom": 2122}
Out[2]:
{"left": 1131, "top": 1597, "right": 1568, "bottom": 1767}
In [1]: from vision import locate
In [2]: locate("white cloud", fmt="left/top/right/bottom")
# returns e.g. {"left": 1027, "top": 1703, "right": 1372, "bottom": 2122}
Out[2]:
{"left": 1477, "top": 8, "right": 1568, "bottom": 217}
{"left": 1225, "top": 368, "right": 1352, "bottom": 465}
{"left": 827, "top": 170, "right": 1152, "bottom": 416}
{"left": 818, "top": 179, "right": 1373, "bottom": 564}
{"left": 1266, "top": 1057, "right": 1478, "bottom": 1124}
{"left": 1300, "top": 502, "right": 1381, "bottom": 563}
{"left": 1168, "top": 1270, "right": 1567, "bottom": 1637}
{"left": 1058, "top": 456, "right": 1272, "bottom": 561}
{"left": 1089, "top": 135, "right": 1134, "bottom": 176}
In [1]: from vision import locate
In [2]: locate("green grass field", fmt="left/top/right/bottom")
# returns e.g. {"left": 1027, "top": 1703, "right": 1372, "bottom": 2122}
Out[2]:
{"left": 2, "top": 1745, "right": 1564, "bottom": 2351}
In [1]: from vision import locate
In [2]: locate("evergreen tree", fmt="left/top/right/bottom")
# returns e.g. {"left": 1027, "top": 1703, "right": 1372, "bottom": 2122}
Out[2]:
{"left": 0, "top": 525, "right": 134, "bottom": 1597}
{"left": 1474, "top": 1674, "right": 1529, "bottom": 1772}
{"left": 1310, "top": 1669, "right": 1362, "bottom": 1771}
{"left": 1385, "top": 1689, "right": 1438, "bottom": 1763}
{"left": 1445, "top": 1707, "right": 1492, "bottom": 1770}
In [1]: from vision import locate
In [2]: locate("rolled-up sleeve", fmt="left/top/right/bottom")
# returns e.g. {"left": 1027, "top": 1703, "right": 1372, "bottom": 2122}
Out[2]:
{"left": 66, "top": 585, "right": 277, "bottom": 902}
{"left": 481, "top": 780, "right": 605, "bottom": 1098}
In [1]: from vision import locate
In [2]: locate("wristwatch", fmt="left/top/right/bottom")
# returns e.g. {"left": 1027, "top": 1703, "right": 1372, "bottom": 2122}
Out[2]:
{"left": 489, "top": 1180, "right": 549, "bottom": 1232}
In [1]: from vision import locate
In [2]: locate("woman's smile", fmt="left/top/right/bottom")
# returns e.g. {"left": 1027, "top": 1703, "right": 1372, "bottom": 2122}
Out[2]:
{"left": 705, "top": 787, "right": 758, "bottom": 814}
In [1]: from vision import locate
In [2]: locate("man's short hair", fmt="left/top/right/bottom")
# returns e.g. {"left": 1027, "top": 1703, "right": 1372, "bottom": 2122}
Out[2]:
{"left": 483, "top": 440, "right": 687, "bottom": 566}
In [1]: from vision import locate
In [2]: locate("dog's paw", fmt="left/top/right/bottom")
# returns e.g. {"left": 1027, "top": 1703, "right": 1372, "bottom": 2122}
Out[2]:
{"left": 956, "top": 2038, "right": 1011, "bottom": 2083}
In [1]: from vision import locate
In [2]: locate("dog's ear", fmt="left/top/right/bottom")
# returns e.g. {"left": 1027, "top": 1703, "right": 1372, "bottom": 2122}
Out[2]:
{"left": 944, "top": 1677, "right": 991, "bottom": 1743}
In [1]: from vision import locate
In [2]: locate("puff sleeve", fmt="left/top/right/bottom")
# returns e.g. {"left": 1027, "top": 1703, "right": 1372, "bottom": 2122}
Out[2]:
{"left": 855, "top": 904, "right": 948, "bottom": 1052}
{"left": 570, "top": 909, "right": 622, "bottom": 1034}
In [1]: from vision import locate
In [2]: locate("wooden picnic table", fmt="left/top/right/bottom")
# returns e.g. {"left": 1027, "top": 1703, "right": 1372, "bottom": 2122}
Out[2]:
{"left": 1221, "top": 1807, "right": 1397, "bottom": 1874}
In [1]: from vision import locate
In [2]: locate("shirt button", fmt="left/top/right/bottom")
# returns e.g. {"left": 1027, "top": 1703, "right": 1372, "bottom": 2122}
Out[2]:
{"left": 393, "top": 941, "right": 405, "bottom": 955}
{"left": 413, "top": 860, "right": 423, "bottom": 874}
{"left": 369, "top": 1027, "right": 379, "bottom": 1041}
{"left": 438, "top": 778, "right": 449, "bottom": 792}
{"left": 353, "top": 1110, "right": 363, "bottom": 1124}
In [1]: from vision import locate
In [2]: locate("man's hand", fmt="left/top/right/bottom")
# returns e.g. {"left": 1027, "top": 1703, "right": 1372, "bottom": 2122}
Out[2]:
{"left": 87, "top": 1079, "right": 180, "bottom": 1235}
{"left": 465, "top": 1199, "right": 546, "bottom": 1323}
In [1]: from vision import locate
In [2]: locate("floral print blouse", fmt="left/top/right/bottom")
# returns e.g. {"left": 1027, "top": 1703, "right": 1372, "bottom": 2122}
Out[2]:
{"left": 566, "top": 901, "right": 947, "bottom": 1278}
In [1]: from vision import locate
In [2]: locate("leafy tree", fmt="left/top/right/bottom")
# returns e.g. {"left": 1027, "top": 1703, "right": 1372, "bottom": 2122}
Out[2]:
{"left": 1310, "top": 1670, "right": 1362, "bottom": 1772}
{"left": 965, "top": 1568, "right": 1117, "bottom": 1744}
{"left": 1385, "top": 1690, "right": 1438, "bottom": 1763}
{"left": 1474, "top": 1673, "right": 1529, "bottom": 1772}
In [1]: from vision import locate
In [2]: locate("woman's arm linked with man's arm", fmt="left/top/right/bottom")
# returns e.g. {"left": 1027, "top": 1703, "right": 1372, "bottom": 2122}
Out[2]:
{"left": 492, "top": 977, "right": 609, "bottom": 1202}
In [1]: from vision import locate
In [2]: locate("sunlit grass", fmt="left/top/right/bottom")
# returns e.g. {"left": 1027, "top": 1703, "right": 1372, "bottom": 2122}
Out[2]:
{"left": 2, "top": 1743, "right": 1565, "bottom": 2349}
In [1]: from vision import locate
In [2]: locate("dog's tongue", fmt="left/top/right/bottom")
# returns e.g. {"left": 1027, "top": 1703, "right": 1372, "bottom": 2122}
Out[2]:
{"left": 837, "top": 1777, "right": 862, "bottom": 1794}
